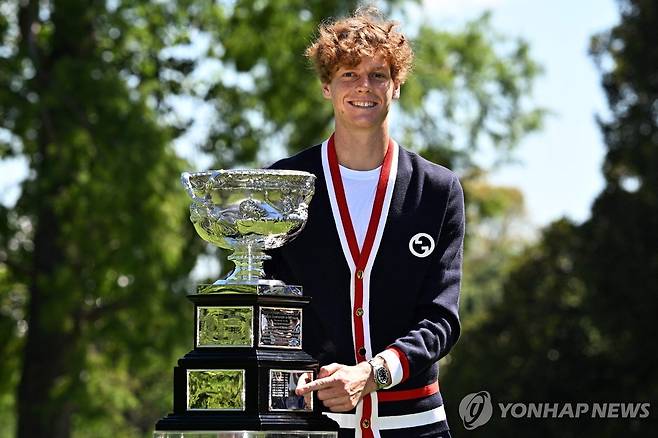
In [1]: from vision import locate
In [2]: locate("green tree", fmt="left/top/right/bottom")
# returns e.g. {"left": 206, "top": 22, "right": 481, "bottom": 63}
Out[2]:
{"left": 398, "top": 12, "right": 544, "bottom": 171}
{"left": 443, "top": 0, "right": 658, "bottom": 435}
{"left": 0, "top": 1, "right": 543, "bottom": 436}
{"left": 458, "top": 172, "right": 527, "bottom": 320}
{"left": 444, "top": 220, "right": 600, "bottom": 437}
{"left": 582, "top": 0, "right": 657, "bottom": 417}
{"left": 0, "top": 1, "right": 208, "bottom": 437}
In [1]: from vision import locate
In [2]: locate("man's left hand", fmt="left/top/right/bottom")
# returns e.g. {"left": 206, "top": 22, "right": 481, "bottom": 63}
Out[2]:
{"left": 295, "top": 362, "right": 376, "bottom": 412}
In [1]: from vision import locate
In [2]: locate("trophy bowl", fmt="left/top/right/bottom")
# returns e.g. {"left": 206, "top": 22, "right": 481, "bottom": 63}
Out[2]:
{"left": 181, "top": 169, "right": 315, "bottom": 287}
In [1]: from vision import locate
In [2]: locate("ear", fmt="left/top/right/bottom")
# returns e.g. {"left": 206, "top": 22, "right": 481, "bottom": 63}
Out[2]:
{"left": 392, "top": 83, "right": 401, "bottom": 100}
{"left": 322, "top": 83, "right": 332, "bottom": 99}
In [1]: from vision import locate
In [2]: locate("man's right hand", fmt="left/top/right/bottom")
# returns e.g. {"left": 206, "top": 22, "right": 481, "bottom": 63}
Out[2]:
{"left": 295, "top": 362, "right": 375, "bottom": 412}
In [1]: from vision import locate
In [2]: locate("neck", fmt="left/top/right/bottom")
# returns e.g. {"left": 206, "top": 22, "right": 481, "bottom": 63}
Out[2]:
{"left": 333, "top": 125, "right": 390, "bottom": 170}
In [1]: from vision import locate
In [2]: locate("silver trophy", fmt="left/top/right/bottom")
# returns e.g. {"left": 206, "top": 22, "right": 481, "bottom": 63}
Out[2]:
{"left": 181, "top": 169, "right": 315, "bottom": 293}
{"left": 154, "top": 169, "right": 338, "bottom": 437}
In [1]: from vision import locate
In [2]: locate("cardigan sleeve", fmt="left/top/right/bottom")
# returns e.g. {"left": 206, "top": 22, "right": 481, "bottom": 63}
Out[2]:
{"left": 380, "top": 175, "right": 464, "bottom": 386}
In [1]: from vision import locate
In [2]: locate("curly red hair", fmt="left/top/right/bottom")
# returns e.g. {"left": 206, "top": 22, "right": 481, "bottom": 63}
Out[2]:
{"left": 305, "top": 6, "right": 414, "bottom": 84}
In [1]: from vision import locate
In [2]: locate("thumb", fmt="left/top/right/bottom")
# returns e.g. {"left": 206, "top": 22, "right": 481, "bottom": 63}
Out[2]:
{"left": 318, "top": 363, "right": 342, "bottom": 379}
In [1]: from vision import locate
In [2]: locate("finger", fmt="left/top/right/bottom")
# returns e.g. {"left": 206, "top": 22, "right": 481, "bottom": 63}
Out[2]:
{"left": 316, "top": 386, "right": 345, "bottom": 401}
{"left": 294, "top": 374, "right": 313, "bottom": 396}
{"left": 295, "top": 376, "right": 335, "bottom": 395}
{"left": 298, "top": 372, "right": 313, "bottom": 386}
{"left": 321, "top": 395, "right": 349, "bottom": 408}
{"left": 318, "top": 363, "right": 343, "bottom": 379}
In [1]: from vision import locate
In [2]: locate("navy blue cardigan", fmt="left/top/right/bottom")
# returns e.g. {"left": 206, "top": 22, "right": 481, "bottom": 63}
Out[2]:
{"left": 265, "top": 139, "right": 464, "bottom": 437}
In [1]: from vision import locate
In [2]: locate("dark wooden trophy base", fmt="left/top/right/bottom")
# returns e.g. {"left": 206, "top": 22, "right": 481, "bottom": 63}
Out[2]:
{"left": 154, "top": 286, "right": 339, "bottom": 437}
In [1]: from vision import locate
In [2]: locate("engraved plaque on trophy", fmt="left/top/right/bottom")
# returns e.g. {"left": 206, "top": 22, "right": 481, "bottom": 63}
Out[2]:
{"left": 154, "top": 170, "right": 339, "bottom": 438}
{"left": 269, "top": 370, "right": 313, "bottom": 412}
{"left": 259, "top": 307, "right": 302, "bottom": 349}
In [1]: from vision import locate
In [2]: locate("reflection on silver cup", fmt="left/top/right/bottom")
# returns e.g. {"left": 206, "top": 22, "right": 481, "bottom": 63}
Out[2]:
{"left": 187, "top": 369, "right": 246, "bottom": 411}
{"left": 196, "top": 306, "right": 254, "bottom": 348}
{"left": 181, "top": 170, "right": 315, "bottom": 287}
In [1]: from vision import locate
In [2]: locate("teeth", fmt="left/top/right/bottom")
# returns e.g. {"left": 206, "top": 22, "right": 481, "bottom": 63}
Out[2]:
{"left": 351, "top": 101, "right": 376, "bottom": 108}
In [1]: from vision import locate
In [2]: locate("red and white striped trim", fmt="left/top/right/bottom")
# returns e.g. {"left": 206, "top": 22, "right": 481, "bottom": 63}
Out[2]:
{"left": 378, "top": 381, "right": 440, "bottom": 402}
{"left": 321, "top": 134, "right": 400, "bottom": 438}
{"left": 325, "top": 405, "right": 447, "bottom": 430}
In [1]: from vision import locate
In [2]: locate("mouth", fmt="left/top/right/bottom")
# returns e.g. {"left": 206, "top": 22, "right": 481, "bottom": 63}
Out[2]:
{"left": 348, "top": 100, "right": 378, "bottom": 108}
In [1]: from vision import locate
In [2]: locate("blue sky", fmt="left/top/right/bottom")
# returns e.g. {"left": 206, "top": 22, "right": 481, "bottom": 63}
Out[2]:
{"left": 408, "top": 0, "right": 619, "bottom": 227}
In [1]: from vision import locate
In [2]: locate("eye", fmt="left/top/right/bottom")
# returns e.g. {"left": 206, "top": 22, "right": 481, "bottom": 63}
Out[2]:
{"left": 342, "top": 71, "right": 355, "bottom": 78}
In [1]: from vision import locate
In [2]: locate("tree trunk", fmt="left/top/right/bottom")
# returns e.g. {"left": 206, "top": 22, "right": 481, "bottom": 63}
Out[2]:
{"left": 16, "top": 191, "right": 77, "bottom": 438}
{"left": 16, "top": 104, "right": 80, "bottom": 436}
{"left": 17, "top": 315, "right": 75, "bottom": 438}
{"left": 16, "top": 3, "right": 76, "bottom": 433}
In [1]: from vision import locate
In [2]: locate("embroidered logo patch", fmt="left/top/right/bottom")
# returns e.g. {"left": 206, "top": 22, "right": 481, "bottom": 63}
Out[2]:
{"left": 409, "top": 233, "right": 435, "bottom": 258}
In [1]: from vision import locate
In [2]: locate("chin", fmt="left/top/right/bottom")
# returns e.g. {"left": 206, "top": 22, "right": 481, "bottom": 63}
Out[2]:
{"left": 351, "top": 118, "right": 384, "bottom": 129}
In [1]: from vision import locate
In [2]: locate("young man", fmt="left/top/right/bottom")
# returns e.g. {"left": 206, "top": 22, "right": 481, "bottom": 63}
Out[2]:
{"left": 266, "top": 8, "right": 464, "bottom": 438}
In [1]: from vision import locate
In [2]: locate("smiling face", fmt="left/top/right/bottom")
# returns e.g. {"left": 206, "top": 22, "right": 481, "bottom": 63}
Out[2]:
{"left": 322, "top": 54, "right": 400, "bottom": 133}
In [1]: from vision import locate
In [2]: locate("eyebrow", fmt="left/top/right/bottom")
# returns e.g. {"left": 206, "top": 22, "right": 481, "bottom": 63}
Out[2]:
{"left": 339, "top": 65, "right": 388, "bottom": 71}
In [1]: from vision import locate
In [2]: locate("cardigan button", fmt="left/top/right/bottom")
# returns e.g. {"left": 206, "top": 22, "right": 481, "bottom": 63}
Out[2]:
{"left": 358, "top": 347, "right": 366, "bottom": 357}
{"left": 356, "top": 270, "right": 363, "bottom": 279}
{"left": 361, "top": 419, "right": 370, "bottom": 429}
{"left": 355, "top": 307, "right": 364, "bottom": 317}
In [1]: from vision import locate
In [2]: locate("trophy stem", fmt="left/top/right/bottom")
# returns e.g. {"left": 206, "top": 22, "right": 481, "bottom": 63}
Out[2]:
{"left": 224, "top": 245, "right": 270, "bottom": 283}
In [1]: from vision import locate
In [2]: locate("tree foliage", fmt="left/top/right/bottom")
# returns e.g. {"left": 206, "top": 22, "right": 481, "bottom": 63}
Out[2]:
{"left": 0, "top": 1, "right": 543, "bottom": 437}
{"left": 443, "top": 0, "right": 658, "bottom": 435}
{"left": 399, "top": 13, "right": 544, "bottom": 169}
{"left": 581, "top": 0, "right": 658, "bottom": 415}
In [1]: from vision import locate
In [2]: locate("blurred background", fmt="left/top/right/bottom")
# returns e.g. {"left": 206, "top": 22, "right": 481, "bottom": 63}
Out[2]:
{"left": 0, "top": 0, "right": 656, "bottom": 436}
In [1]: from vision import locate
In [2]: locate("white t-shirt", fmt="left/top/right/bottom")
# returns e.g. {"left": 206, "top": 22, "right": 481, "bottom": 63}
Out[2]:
{"left": 339, "top": 164, "right": 381, "bottom": 249}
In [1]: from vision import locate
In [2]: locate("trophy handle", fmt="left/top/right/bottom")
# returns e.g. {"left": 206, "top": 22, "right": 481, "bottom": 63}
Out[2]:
{"left": 181, "top": 172, "right": 208, "bottom": 204}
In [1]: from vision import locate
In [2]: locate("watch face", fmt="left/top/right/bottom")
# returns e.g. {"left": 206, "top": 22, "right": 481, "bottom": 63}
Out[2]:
{"left": 376, "top": 367, "right": 389, "bottom": 385}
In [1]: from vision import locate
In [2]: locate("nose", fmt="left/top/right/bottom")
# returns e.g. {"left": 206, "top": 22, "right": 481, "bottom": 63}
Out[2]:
{"left": 356, "top": 75, "right": 370, "bottom": 92}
